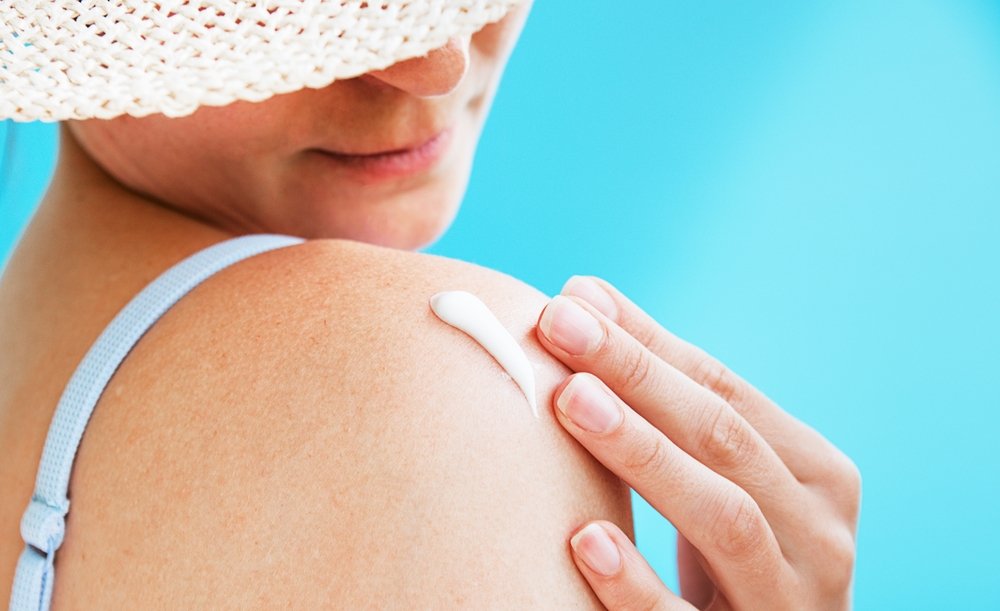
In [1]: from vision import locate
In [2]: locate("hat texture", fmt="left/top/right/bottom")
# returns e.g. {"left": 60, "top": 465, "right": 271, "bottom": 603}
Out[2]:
{"left": 1, "top": 0, "right": 522, "bottom": 122}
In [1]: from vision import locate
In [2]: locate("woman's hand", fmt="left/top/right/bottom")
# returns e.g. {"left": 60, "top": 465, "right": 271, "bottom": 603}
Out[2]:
{"left": 534, "top": 276, "right": 861, "bottom": 611}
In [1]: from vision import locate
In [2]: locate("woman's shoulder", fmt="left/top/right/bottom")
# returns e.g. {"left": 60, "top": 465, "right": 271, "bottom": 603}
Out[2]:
{"left": 177, "top": 236, "right": 553, "bottom": 351}
{"left": 38, "top": 237, "right": 629, "bottom": 608}
{"left": 150, "top": 236, "right": 559, "bottom": 415}
{"left": 222, "top": 235, "right": 553, "bottom": 322}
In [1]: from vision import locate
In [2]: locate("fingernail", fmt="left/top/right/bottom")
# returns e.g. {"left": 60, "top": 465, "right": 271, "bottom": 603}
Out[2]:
{"left": 556, "top": 375, "right": 622, "bottom": 433}
{"left": 539, "top": 296, "right": 603, "bottom": 355}
{"left": 571, "top": 523, "right": 622, "bottom": 576}
{"left": 561, "top": 276, "right": 618, "bottom": 322}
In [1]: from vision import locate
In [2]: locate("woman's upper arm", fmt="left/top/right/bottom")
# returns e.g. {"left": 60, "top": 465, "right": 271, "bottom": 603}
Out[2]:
{"left": 57, "top": 239, "right": 632, "bottom": 609}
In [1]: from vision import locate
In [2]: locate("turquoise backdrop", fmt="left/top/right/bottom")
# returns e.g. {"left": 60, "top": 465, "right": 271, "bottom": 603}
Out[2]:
{"left": 3, "top": 1, "right": 998, "bottom": 608}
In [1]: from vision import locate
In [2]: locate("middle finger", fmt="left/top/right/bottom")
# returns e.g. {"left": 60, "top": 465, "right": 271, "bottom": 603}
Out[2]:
{"left": 536, "top": 294, "right": 802, "bottom": 519}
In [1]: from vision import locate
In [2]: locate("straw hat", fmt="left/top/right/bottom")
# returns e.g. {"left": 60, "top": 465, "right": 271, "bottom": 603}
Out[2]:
{"left": 0, "top": 0, "right": 523, "bottom": 123}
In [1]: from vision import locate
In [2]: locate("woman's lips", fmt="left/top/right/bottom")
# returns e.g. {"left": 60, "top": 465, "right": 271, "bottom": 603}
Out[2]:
{"left": 311, "top": 128, "right": 453, "bottom": 183}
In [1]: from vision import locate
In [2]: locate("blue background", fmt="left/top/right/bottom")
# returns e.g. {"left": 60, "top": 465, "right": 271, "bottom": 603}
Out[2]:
{"left": 3, "top": 1, "right": 998, "bottom": 608}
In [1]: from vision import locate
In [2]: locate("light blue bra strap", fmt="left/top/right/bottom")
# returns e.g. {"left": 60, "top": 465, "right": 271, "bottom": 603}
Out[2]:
{"left": 9, "top": 234, "right": 305, "bottom": 611}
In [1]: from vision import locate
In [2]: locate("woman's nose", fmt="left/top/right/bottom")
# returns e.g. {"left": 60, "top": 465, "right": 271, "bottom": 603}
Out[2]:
{"left": 365, "top": 36, "right": 471, "bottom": 97}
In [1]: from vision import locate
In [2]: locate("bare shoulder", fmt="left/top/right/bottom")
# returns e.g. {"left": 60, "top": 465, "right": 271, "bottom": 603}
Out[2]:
{"left": 55, "top": 239, "right": 632, "bottom": 609}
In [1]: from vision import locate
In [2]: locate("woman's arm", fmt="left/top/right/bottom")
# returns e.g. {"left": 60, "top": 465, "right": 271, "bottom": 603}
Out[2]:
{"left": 53, "top": 239, "right": 632, "bottom": 608}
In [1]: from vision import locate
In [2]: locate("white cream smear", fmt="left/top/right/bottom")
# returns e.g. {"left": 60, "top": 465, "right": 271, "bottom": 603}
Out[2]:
{"left": 429, "top": 290, "right": 539, "bottom": 419}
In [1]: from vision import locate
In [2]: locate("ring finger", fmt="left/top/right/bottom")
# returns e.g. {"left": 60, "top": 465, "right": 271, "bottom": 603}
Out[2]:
{"left": 553, "top": 371, "right": 790, "bottom": 608}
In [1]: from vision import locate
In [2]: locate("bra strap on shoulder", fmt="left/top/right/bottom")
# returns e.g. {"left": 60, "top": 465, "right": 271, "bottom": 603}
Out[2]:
{"left": 9, "top": 234, "right": 305, "bottom": 611}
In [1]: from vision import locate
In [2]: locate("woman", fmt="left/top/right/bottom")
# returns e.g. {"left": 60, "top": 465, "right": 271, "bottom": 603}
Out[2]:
{"left": 0, "top": 1, "right": 860, "bottom": 608}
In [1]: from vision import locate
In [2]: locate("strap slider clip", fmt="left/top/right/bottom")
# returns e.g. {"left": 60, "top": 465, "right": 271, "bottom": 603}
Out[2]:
{"left": 20, "top": 497, "right": 68, "bottom": 555}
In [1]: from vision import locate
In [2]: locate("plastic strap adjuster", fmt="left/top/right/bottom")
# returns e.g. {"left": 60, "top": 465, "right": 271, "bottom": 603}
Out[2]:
{"left": 11, "top": 497, "right": 68, "bottom": 611}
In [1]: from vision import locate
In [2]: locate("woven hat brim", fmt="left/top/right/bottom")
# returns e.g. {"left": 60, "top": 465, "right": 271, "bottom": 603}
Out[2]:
{"left": 1, "top": 0, "right": 523, "bottom": 122}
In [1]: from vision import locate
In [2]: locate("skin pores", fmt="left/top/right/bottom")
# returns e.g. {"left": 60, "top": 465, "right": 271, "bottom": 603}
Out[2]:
{"left": 429, "top": 290, "right": 539, "bottom": 419}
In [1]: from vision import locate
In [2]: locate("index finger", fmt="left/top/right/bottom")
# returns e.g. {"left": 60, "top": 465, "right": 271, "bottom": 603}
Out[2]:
{"left": 560, "top": 275, "right": 836, "bottom": 483}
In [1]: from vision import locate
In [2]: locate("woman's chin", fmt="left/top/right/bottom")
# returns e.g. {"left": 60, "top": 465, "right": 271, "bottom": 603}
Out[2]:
{"left": 294, "top": 195, "right": 463, "bottom": 251}
{"left": 341, "top": 220, "right": 453, "bottom": 251}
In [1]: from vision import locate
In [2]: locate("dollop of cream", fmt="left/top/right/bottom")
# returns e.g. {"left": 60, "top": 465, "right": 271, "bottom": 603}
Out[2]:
{"left": 429, "top": 290, "right": 538, "bottom": 419}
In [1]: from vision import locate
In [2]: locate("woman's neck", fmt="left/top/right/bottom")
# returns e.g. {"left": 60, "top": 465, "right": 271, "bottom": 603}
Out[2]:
{"left": 41, "top": 123, "right": 233, "bottom": 256}
{"left": 0, "top": 125, "right": 235, "bottom": 406}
